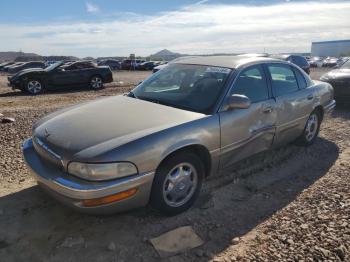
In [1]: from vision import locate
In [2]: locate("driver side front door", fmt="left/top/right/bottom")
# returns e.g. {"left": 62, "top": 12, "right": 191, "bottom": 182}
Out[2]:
{"left": 219, "top": 64, "right": 277, "bottom": 170}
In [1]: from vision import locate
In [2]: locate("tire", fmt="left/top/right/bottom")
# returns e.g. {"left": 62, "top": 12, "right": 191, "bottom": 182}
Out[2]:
{"left": 150, "top": 152, "right": 204, "bottom": 216}
{"left": 90, "top": 75, "right": 103, "bottom": 90}
{"left": 25, "top": 79, "right": 44, "bottom": 95}
{"left": 296, "top": 110, "right": 321, "bottom": 146}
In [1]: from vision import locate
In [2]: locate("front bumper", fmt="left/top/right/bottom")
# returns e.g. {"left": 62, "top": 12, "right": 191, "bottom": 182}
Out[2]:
{"left": 22, "top": 138, "right": 155, "bottom": 214}
{"left": 7, "top": 76, "right": 22, "bottom": 90}
{"left": 324, "top": 99, "right": 336, "bottom": 114}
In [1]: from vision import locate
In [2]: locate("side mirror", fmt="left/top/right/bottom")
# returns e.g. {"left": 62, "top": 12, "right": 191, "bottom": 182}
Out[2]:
{"left": 225, "top": 94, "right": 251, "bottom": 110}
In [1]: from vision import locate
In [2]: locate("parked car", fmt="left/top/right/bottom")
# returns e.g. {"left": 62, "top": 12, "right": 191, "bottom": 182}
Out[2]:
{"left": 138, "top": 61, "right": 157, "bottom": 70}
{"left": 8, "top": 61, "right": 46, "bottom": 74}
{"left": 121, "top": 59, "right": 145, "bottom": 70}
{"left": 323, "top": 57, "right": 342, "bottom": 68}
{"left": 22, "top": 56, "right": 335, "bottom": 215}
{"left": 8, "top": 61, "right": 113, "bottom": 94}
{"left": 98, "top": 59, "right": 121, "bottom": 70}
{"left": 309, "top": 57, "right": 324, "bottom": 68}
{"left": 320, "top": 59, "right": 350, "bottom": 104}
{"left": 270, "top": 55, "right": 310, "bottom": 74}
{"left": 0, "top": 61, "right": 15, "bottom": 71}
{"left": 152, "top": 64, "right": 167, "bottom": 73}
{"left": 3, "top": 62, "right": 26, "bottom": 72}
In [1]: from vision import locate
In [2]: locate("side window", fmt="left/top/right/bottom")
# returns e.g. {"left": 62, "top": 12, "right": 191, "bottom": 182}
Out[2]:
{"left": 268, "top": 64, "right": 298, "bottom": 96}
{"left": 293, "top": 68, "right": 307, "bottom": 89}
{"left": 231, "top": 65, "right": 269, "bottom": 103}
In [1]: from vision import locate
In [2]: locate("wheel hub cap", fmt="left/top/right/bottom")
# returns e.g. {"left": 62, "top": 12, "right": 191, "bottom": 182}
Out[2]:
{"left": 305, "top": 114, "right": 318, "bottom": 141}
{"left": 163, "top": 163, "right": 198, "bottom": 207}
{"left": 27, "top": 81, "right": 42, "bottom": 94}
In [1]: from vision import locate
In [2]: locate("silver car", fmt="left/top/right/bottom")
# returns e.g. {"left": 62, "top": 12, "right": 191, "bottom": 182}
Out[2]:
{"left": 23, "top": 56, "right": 335, "bottom": 215}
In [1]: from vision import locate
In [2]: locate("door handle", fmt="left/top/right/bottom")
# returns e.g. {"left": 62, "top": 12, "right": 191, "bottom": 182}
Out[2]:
{"left": 262, "top": 106, "right": 273, "bottom": 113}
{"left": 307, "top": 94, "right": 314, "bottom": 100}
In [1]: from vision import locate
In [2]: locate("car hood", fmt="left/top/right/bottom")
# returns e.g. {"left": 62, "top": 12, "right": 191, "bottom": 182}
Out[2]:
{"left": 11, "top": 68, "right": 45, "bottom": 79}
{"left": 33, "top": 95, "right": 205, "bottom": 160}
{"left": 321, "top": 69, "right": 350, "bottom": 80}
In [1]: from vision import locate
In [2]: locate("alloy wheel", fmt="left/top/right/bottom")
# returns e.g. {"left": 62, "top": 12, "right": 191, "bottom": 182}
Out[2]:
{"left": 91, "top": 76, "right": 103, "bottom": 89}
{"left": 27, "top": 80, "right": 42, "bottom": 94}
{"left": 162, "top": 162, "right": 198, "bottom": 207}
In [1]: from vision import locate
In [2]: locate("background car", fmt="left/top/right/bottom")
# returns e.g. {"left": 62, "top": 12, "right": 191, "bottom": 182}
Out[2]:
{"left": 152, "top": 63, "right": 167, "bottom": 73}
{"left": 320, "top": 59, "right": 350, "bottom": 104}
{"left": 8, "top": 61, "right": 113, "bottom": 94}
{"left": 138, "top": 61, "right": 157, "bottom": 70}
{"left": 121, "top": 59, "right": 145, "bottom": 70}
{"left": 8, "top": 61, "right": 46, "bottom": 74}
{"left": 0, "top": 61, "right": 15, "bottom": 71}
{"left": 270, "top": 54, "right": 310, "bottom": 74}
{"left": 309, "top": 57, "right": 324, "bottom": 68}
{"left": 3, "top": 62, "right": 26, "bottom": 72}
{"left": 98, "top": 59, "right": 121, "bottom": 70}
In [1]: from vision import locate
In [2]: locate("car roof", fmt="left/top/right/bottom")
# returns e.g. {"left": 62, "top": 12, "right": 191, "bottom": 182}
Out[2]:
{"left": 172, "top": 55, "right": 281, "bottom": 69}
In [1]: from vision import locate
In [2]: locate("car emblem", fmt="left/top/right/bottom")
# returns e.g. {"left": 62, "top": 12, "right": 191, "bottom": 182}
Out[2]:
{"left": 44, "top": 128, "right": 50, "bottom": 138}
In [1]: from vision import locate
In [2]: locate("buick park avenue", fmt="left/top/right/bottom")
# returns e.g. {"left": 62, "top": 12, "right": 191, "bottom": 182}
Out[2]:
{"left": 23, "top": 56, "right": 335, "bottom": 215}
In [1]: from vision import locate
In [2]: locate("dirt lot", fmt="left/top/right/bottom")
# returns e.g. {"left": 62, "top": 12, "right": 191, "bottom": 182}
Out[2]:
{"left": 0, "top": 69, "right": 349, "bottom": 262}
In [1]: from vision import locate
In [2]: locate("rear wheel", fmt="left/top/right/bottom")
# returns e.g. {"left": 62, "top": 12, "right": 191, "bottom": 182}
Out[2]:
{"left": 25, "top": 79, "right": 43, "bottom": 95}
{"left": 150, "top": 152, "right": 204, "bottom": 216}
{"left": 90, "top": 76, "right": 103, "bottom": 90}
{"left": 296, "top": 110, "right": 321, "bottom": 146}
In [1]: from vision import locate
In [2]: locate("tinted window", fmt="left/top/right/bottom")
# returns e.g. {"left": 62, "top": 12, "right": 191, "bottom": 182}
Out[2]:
{"left": 294, "top": 68, "right": 307, "bottom": 89}
{"left": 268, "top": 64, "right": 298, "bottom": 96}
{"left": 231, "top": 65, "right": 269, "bottom": 103}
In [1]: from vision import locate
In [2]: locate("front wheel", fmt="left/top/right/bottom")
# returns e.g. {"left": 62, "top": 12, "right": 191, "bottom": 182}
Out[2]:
{"left": 90, "top": 76, "right": 103, "bottom": 90}
{"left": 296, "top": 110, "right": 321, "bottom": 146}
{"left": 25, "top": 79, "right": 43, "bottom": 95}
{"left": 150, "top": 152, "right": 204, "bottom": 216}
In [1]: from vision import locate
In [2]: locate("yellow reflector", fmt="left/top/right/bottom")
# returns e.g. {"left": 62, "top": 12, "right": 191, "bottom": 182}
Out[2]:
{"left": 82, "top": 188, "right": 137, "bottom": 207}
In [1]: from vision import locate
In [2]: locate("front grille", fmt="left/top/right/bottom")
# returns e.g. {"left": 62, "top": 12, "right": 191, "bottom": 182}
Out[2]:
{"left": 33, "top": 137, "right": 63, "bottom": 169}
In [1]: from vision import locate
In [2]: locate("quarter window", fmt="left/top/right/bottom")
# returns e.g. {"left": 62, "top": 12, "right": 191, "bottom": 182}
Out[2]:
{"left": 231, "top": 65, "right": 269, "bottom": 103}
{"left": 268, "top": 65, "right": 298, "bottom": 96}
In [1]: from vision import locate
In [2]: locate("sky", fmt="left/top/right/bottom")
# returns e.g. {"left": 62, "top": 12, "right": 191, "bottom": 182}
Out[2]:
{"left": 0, "top": 0, "right": 349, "bottom": 57}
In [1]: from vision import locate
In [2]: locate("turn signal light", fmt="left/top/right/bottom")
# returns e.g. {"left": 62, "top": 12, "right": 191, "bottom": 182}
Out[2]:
{"left": 82, "top": 188, "right": 137, "bottom": 207}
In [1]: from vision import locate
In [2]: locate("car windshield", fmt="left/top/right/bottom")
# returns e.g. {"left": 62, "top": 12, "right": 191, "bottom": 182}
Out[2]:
{"left": 131, "top": 63, "right": 232, "bottom": 114}
{"left": 45, "top": 62, "right": 63, "bottom": 71}
{"left": 341, "top": 59, "right": 350, "bottom": 69}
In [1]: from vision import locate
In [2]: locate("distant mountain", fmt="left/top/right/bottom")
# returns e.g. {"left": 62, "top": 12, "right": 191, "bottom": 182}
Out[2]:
{"left": 0, "top": 52, "right": 79, "bottom": 62}
{"left": 150, "top": 49, "right": 184, "bottom": 61}
{"left": 0, "top": 51, "right": 40, "bottom": 62}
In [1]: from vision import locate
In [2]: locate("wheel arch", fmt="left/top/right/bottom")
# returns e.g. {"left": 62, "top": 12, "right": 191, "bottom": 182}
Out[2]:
{"left": 313, "top": 104, "right": 324, "bottom": 121}
{"left": 157, "top": 144, "right": 212, "bottom": 178}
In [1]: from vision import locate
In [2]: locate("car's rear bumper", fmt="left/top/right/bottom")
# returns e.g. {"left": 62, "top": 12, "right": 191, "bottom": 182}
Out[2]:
{"left": 22, "top": 138, "right": 155, "bottom": 214}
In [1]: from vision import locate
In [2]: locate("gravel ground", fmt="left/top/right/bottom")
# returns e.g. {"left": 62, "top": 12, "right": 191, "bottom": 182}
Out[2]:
{"left": 0, "top": 68, "right": 349, "bottom": 262}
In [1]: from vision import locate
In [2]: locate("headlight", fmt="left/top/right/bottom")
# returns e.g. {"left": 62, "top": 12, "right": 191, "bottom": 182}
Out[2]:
{"left": 68, "top": 162, "right": 138, "bottom": 181}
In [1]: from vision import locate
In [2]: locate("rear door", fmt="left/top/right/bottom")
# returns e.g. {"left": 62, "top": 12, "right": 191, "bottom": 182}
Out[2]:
{"left": 219, "top": 64, "right": 277, "bottom": 169}
{"left": 266, "top": 63, "right": 313, "bottom": 146}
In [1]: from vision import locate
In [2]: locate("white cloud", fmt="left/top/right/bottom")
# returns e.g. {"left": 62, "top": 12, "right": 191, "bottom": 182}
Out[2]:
{"left": 86, "top": 2, "right": 99, "bottom": 13}
{"left": 0, "top": 1, "right": 349, "bottom": 57}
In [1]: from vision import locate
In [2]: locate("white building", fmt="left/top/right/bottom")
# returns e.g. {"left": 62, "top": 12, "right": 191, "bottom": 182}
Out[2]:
{"left": 311, "top": 40, "right": 350, "bottom": 57}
